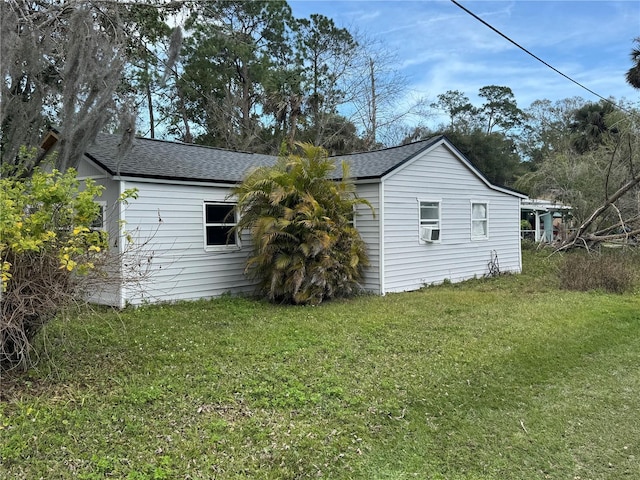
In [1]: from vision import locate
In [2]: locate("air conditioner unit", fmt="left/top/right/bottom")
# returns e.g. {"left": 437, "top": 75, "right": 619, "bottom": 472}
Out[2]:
{"left": 420, "top": 226, "right": 440, "bottom": 242}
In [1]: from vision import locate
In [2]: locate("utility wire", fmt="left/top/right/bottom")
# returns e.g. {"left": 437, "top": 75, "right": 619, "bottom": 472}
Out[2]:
{"left": 450, "top": 0, "right": 636, "bottom": 115}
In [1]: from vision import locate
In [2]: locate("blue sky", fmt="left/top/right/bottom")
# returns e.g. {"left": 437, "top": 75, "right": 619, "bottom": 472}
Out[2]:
{"left": 289, "top": 0, "right": 640, "bottom": 120}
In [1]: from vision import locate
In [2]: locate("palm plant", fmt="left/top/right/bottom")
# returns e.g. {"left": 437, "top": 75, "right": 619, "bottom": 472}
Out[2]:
{"left": 231, "top": 143, "right": 371, "bottom": 305}
{"left": 626, "top": 37, "right": 640, "bottom": 89}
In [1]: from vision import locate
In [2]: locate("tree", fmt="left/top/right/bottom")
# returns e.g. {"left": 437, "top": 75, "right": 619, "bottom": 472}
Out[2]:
{"left": 1, "top": 0, "right": 187, "bottom": 175}
{"left": 626, "top": 37, "right": 640, "bottom": 89}
{"left": 176, "top": 0, "right": 293, "bottom": 151}
{"left": 477, "top": 85, "right": 526, "bottom": 134}
{"left": 297, "top": 14, "right": 359, "bottom": 147}
{"left": 261, "top": 34, "right": 305, "bottom": 151}
{"left": 516, "top": 104, "right": 640, "bottom": 249}
{"left": 115, "top": 2, "right": 178, "bottom": 139}
{"left": 446, "top": 130, "right": 525, "bottom": 187}
{"left": 1, "top": 1, "right": 134, "bottom": 176}
{"left": 570, "top": 100, "right": 617, "bottom": 154}
{"left": 400, "top": 125, "right": 436, "bottom": 145}
{"left": 297, "top": 113, "right": 367, "bottom": 155}
{"left": 430, "top": 90, "right": 477, "bottom": 133}
{"left": 348, "top": 36, "right": 419, "bottom": 149}
{"left": 518, "top": 97, "right": 585, "bottom": 165}
{"left": 231, "top": 143, "right": 371, "bottom": 305}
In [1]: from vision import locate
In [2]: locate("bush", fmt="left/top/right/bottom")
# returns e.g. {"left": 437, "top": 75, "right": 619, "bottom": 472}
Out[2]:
{"left": 232, "top": 143, "right": 372, "bottom": 305}
{"left": 558, "top": 250, "right": 638, "bottom": 293}
{"left": 1, "top": 166, "right": 107, "bottom": 371}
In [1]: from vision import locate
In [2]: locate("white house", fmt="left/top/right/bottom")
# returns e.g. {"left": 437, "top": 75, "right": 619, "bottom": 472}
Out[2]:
{"left": 332, "top": 138, "right": 526, "bottom": 295}
{"left": 44, "top": 131, "right": 526, "bottom": 307}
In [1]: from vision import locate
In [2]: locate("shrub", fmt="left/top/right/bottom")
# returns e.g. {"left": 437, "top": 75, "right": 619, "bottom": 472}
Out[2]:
{"left": 1, "top": 166, "right": 107, "bottom": 371}
{"left": 558, "top": 250, "right": 638, "bottom": 293}
{"left": 232, "top": 143, "right": 372, "bottom": 305}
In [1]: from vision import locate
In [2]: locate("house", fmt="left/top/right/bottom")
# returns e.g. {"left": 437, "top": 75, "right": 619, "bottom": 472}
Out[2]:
{"left": 520, "top": 198, "right": 572, "bottom": 243}
{"left": 44, "top": 131, "right": 526, "bottom": 307}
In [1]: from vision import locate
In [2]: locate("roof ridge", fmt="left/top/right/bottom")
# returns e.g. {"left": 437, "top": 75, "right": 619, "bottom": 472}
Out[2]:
{"left": 331, "top": 135, "right": 443, "bottom": 158}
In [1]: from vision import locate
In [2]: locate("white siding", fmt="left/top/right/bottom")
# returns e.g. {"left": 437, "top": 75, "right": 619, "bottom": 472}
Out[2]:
{"left": 77, "top": 158, "right": 107, "bottom": 179}
{"left": 118, "top": 181, "right": 257, "bottom": 305}
{"left": 82, "top": 140, "right": 522, "bottom": 305}
{"left": 76, "top": 157, "right": 125, "bottom": 306}
{"left": 354, "top": 182, "right": 381, "bottom": 293}
{"left": 381, "top": 144, "right": 522, "bottom": 293}
{"left": 88, "top": 176, "right": 125, "bottom": 306}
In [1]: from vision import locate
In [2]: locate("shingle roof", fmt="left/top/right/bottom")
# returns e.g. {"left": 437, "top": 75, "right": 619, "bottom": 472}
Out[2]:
{"left": 330, "top": 136, "right": 442, "bottom": 179}
{"left": 83, "top": 132, "right": 446, "bottom": 184}
{"left": 85, "top": 133, "right": 277, "bottom": 183}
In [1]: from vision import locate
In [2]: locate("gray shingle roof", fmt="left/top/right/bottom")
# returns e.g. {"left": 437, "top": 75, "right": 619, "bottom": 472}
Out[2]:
{"left": 84, "top": 133, "right": 446, "bottom": 184}
{"left": 330, "top": 136, "right": 441, "bottom": 179}
{"left": 85, "top": 133, "right": 277, "bottom": 183}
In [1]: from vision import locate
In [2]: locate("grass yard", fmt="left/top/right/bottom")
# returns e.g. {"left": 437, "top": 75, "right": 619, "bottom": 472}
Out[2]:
{"left": 1, "top": 250, "right": 640, "bottom": 479}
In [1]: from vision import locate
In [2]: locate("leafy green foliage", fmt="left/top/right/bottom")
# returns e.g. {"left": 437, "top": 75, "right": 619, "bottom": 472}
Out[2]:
{"left": 626, "top": 37, "right": 640, "bottom": 89}
{"left": 1, "top": 164, "right": 107, "bottom": 370}
{"left": 177, "top": 0, "right": 295, "bottom": 150}
{"left": 445, "top": 130, "right": 526, "bottom": 187}
{"left": 428, "top": 86, "right": 525, "bottom": 137}
{"left": 477, "top": 85, "right": 526, "bottom": 134}
{"left": 570, "top": 100, "right": 617, "bottom": 153}
{"left": 518, "top": 97, "right": 583, "bottom": 165}
{"left": 430, "top": 90, "right": 477, "bottom": 132}
{"left": 232, "top": 143, "right": 371, "bottom": 304}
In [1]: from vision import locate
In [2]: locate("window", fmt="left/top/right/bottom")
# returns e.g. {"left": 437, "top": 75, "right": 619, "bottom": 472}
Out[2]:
{"left": 90, "top": 202, "right": 106, "bottom": 231}
{"left": 346, "top": 205, "right": 356, "bottom": 228}
{"left": 204, "top": 202, "right": 238, "bottom": 248}
{"left": 419, "top": 200, "right": 441, "bottom": 242}
{"left": 471, "top": 202, "right": 488, "bottom": 239}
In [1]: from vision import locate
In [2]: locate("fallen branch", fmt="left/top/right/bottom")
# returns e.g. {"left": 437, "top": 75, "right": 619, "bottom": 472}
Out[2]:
{"left": 559, "top": 170, "right": 640, "bottom": 250}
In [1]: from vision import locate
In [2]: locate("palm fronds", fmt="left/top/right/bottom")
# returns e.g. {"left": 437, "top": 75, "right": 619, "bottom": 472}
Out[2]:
{"left": 231, "top": 143, "right": 371, "bottom": 304}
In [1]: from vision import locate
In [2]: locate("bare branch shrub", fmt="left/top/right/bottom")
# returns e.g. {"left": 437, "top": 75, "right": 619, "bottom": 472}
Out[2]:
{"left": 558, "top": 250, "right": 638, "bottom": 293}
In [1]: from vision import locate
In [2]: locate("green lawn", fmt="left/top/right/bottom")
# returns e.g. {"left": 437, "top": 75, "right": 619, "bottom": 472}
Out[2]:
{"left": 2, "top": 250, "right": 640, "bottom": 479}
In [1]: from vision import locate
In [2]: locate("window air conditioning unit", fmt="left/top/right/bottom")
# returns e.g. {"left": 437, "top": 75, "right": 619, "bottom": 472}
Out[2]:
{"left": 420, "top": 226, "right": 440, "bottom": 242}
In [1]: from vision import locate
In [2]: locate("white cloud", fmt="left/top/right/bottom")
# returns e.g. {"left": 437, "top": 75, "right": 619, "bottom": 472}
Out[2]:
{"left": 290, "top": 0, "right": 640, "bottom": 119}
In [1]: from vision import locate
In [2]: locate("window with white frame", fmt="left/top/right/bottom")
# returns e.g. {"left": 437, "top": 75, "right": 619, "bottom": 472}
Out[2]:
{"left": 419, "top": 200, "right": 441, "bottom": 242}
{"left": 346, "top": 205, "right": 356, "bottom": 228}
{"left": 471, "top": 202, "right": 488, "bottom": 239}
{"left": 204, "top": 202, "right": 238, "bottom": 248}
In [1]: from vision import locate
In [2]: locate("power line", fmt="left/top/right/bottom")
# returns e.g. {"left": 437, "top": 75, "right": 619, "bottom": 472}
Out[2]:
{"left": 450, "top": 0, "right": 636, "bottom": 115}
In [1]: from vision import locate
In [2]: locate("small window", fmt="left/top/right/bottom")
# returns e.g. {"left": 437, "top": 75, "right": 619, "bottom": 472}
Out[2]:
{"left": 471, "top": 202, "right": 488, "bottom": 240}
{"left": 346, "top": 205, "right": 356, "bottom": 228}
{"left": 204, "top": 202, "right": 238, "bottom": 248}
{"left": 419, "top": 200, "right": 441, "bottom": 242}
{"left": 90, "top": 202, "right": 106, "bottom": 231}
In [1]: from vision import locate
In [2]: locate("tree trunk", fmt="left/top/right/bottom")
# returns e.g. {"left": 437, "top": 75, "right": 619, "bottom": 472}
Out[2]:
{"left": 368, "top": 57, "right": 377, "bottom": 150}
{"left": 560, "top": 170, "right": 640, "bottom": 250}
{"left": 146, "top": 82, "right": 155, "bottom": 139}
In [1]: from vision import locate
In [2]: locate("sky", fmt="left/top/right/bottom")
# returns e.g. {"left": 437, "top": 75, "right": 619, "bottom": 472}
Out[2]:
{"left": 288, "top": 0, "right": 640, "bottom": 125}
